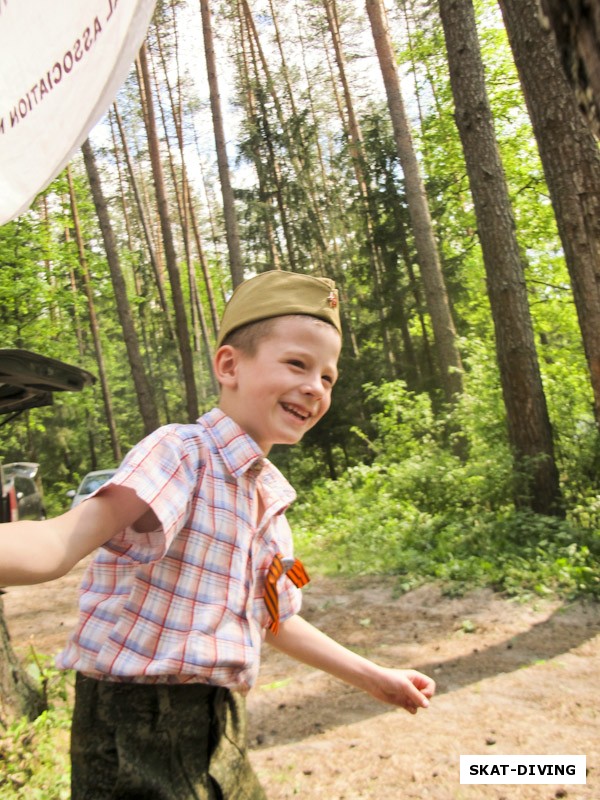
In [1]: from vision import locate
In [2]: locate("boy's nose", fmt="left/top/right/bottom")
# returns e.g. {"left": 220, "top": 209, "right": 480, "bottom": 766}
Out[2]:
{"left": 301, "top": 373, "right": 325, "bottom": 397}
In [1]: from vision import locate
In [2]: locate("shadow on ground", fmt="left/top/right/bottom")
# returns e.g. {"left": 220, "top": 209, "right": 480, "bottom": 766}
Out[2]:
{"left": 249, "top": 597, "right": 600, "bottom": 750}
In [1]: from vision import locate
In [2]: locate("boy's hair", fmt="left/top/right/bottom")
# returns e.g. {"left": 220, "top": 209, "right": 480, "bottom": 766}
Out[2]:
{"left": 221, "top": 314, "right": 338, "bottom": 356}
{"left": 220, "top": 317, "right": 279, "bottom": 356}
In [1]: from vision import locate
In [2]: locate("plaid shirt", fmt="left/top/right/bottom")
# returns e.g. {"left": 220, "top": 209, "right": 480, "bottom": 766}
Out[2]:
{"left": 56, "top": 408, "right": 302, "bottom": 690}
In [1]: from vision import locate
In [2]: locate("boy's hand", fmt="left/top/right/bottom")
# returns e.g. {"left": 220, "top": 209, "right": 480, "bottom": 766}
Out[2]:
{"left": 268, "top": 614, "right": 435, "bottom": 715}
{"left": 366, "top": 666, "right": 435, "bottom": 714}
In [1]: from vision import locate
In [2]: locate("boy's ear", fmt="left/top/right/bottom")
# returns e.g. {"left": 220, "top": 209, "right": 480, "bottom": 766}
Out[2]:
{"left": 214, "top": 345, "right": 240, "bottom": 388}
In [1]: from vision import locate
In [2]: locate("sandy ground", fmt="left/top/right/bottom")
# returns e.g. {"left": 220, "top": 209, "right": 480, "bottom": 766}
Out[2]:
{"left": 2, "top": 561, "right": 599, "bottom": 800}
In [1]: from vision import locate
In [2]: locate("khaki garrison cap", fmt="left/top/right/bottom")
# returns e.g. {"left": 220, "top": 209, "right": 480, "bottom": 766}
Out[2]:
{"left": 217, "top": 270, "right": 341, "bottom": 347}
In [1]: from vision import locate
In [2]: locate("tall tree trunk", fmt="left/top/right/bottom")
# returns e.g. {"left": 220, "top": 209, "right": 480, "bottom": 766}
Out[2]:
{"left": 81, "top": 138, "right": 161, "bottom": 436}
{"left": 40, "top": 197, "right": 58, "bottom": 328}
{"left": 242, "top": 13, "right": 299, "bottom": 270}
{"left": 366, "top": 0, "right": 464, "bottom": 405}
{"left": 0, "top": 600, "right": 45, "bottom": 726}
{"left": 149, "top": 34, "right": 203, "bottom": 360}
{"left": 63, "top": 220, "right": 99, "bottom": 469}
{"left": 170, "top": 9, "right": 220, "bottom": 339}
{"left": 498, "top": 0, "right": 600, "bottom": 431}
{"left": 438, "top": 0, "right": 562, "bottom": 515}
{"left": 109, "top": 108, "right": 159, "bottom": 397}
{"left": 200, "top": 0, "right": 244, "bottom": 287}
{"left": 137, "top": 44, "right": 199, "bottom": 422}
{"left": 296, "top": 2, "right": 361, "bottom": 359}
{"left": 152, "top": 32, "right": 218, "bottom": 393}
{"left": 67, "top": 167, "right": 122, "bottom": 464}
{"left": 539, "top": 0, "right": 600, "bottom": 138}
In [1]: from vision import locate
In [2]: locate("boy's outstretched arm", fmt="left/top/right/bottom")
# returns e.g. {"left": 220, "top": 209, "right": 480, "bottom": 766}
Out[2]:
{"left": 0, "top": 485, "right": 157, "bottom": 587}
{"left": 265, "top": 614, "right": 435, "bottom": 714}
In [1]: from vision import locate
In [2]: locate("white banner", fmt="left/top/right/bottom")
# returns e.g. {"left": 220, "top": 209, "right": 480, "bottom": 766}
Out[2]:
{"left": 0, "top": 0, "right": 157, "bottom": 225}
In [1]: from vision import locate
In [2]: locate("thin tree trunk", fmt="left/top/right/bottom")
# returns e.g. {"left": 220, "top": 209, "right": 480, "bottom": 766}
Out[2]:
{"left": 81, "top": 137, "right": 161, "bottom": 436}
{"left": 40, "top": 197, "right": 58, "bottom": 328}
{"left": 63, "top": 218, "right": 99, "bottom": 469}
{"left": 200, "top": 0, "right": 244, "bottom": 287}
{"left": 137, "top": 43, "right": 199, "bottom": 422}
{"left": 167, "top": 2, "right": 220, "bottom": 345}
{"left": 366, "top": 0, "right": 464, "bottom": 404}
{"left": 149, "top": 33, "right": 205, "bottom": 365}
{"left": 438, "top": 0, "right": 562, "bottom": 514}
{"left": 67, "top": 166, "right": 122, "bottom": 463}
{"left": 109, "top": 108, "right": 159, "bottom": 394}
{"left": 239, "top": 10, "right": 290, "bottom": 263}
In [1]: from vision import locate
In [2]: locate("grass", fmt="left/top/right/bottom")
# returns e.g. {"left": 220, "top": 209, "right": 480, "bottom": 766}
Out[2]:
{"left": 293, "top": 502, "right": 600, "bottom": 601}
{"left": 0, "top": 660, "right": 72, "bottom": 800}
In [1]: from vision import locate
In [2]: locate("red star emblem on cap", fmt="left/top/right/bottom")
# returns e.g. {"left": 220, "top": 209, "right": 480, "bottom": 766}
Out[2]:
{"left": 328, "top": 291, "right": 338, "bottom": 308}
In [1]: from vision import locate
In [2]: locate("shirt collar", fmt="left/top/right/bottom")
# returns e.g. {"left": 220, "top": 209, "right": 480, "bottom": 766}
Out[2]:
{"left": 197, "top": 408, "right": 294, "bottom": 498}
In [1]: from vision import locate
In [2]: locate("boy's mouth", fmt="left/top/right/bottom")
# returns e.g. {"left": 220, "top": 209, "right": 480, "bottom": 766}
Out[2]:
{"left": 281, "top": 402, "right": 311, "bottom": 421}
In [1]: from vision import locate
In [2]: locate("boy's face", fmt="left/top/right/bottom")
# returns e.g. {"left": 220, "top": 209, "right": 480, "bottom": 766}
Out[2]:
{"left": 218, "top": 315, "right": 341, "bottom": 454}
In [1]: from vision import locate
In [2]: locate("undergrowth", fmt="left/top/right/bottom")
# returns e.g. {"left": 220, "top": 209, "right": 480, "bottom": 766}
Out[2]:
{"left": 291, "top": 381, "right": 600, "bottom": 600}
{"left": 0, "top": 657, "right": 72, "bottom": 800}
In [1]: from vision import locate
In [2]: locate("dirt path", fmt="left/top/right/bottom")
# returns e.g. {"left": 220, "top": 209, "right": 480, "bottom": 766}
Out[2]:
{"left": 3, "top": 564, "right": 599, "bottom": 799}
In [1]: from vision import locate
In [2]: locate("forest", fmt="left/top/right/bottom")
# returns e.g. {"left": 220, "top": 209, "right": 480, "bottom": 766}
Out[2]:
{"left": 2, "top": 0, "right": 600, "bottom": 795}
{"left": 2, "top": 0, "right": 600, "bottom": 631}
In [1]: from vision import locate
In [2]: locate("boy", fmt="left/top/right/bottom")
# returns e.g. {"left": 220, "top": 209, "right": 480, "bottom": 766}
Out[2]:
{"left": 0, "top": 271, "right": 435, "bottom": 799}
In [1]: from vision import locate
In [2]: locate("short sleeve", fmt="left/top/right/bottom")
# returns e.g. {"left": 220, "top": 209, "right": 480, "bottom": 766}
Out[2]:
{"left": 97, "top": 424, "right": 203, "bottom": 563}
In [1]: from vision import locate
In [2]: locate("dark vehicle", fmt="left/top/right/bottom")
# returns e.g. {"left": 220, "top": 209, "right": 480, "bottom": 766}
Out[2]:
{"left": 0, "top": 349, "right": 95, "bottom": 523}
{"left": 2, "top": 463, "right": 46, "bottom": 520}
{"left": 4, "top": 474, "right": 45, "bottom": 520}
{"left": 0, "top": 465, "right": 18, "bottom": 523}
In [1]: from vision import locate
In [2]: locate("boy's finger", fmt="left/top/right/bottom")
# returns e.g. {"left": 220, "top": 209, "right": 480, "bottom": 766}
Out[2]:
{"left": 410, "top": 672, "right": 436, "bottom": 698}
{"left": 404, "top": 680, "right": 430, "bottom": 709}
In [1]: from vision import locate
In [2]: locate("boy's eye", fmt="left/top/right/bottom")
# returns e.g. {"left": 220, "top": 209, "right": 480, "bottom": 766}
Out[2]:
{"left": 288, "top": 360, "right": 304, "bottom": 369}
{"left": 322, "top": 374, "right": 334, "bottom": 386}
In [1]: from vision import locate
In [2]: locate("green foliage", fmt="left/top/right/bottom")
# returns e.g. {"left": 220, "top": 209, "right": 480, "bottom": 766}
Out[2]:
{"left": 0, "top": 657, "right": 72, "bottom": 799}
{"left": 0, "top": 0, "right": 599, "bottom": 578}
{"left": 291, "top": 380, "right": 600, "bottom": 599}
{"left": 3, "top": 1, "right": 600, "bottom": 790}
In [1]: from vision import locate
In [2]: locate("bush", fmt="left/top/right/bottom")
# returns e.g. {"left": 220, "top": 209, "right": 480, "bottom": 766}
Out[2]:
{"left": 291, "top": 381, "right": 600, "bottom": 599}
{"left": 0, "top": 657, "right": 72, "bottom": 799}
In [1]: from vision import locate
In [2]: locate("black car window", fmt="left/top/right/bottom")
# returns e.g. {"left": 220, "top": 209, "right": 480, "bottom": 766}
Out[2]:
{"left": 14, "top": 476, "right": 35, "bottom": 497}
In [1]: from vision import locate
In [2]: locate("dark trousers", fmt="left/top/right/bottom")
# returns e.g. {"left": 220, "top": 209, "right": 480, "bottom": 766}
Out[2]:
{"left": 70, "top": 674, "right": 267, "bottom": 800}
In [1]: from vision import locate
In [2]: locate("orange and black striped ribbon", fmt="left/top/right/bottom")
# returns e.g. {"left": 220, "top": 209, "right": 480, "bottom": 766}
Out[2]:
{"left": 265, "top": 552, "right": 309, "bottom": 635}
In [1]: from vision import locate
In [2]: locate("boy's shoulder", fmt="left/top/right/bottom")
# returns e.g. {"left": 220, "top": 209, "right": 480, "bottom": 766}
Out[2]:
{"left": 123, "top": 412, "right": 219, "bottom": 469}
{"left": 139, "top": 421, "right": 209, "bottom": 455}
{"left": 123, "top": 410, "right": 296, "bottom": 504}
{"left": 139, "top": 409, "right": 259, "bottom": 467}
{"left": 146, "top": 408, "right": 221, "bottom": 445}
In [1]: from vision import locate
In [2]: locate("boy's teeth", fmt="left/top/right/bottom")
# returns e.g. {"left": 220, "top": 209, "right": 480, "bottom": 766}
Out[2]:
{"left": 282, "top": 403, "right": 308, "bottom": 420}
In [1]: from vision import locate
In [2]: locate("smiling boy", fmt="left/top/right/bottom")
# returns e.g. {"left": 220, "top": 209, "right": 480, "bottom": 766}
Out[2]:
{"left": 217, "top": 314, "right": 339, "bottom": 451}
{"left": 0, "top": 271, "right": 435, "bottom": 799}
